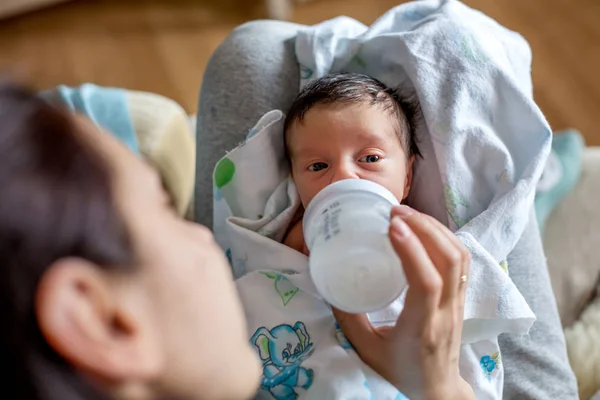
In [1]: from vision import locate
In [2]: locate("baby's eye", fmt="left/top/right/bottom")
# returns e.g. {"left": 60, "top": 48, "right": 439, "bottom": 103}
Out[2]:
{"left": 359, "top": 155, "right": 381, "bottom": 163}
{"left": 308, "top": 162, "right": 328, "bottom": 172}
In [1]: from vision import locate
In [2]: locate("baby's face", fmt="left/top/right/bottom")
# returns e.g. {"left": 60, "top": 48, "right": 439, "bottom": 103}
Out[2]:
{"left": 288, "top": 102, "right": 413, "bottom": 208}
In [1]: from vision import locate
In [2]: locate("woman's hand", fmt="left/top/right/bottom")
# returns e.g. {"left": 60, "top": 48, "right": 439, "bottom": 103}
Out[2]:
{"left": 332, "top": 205, "right": 475, "bottom": 400}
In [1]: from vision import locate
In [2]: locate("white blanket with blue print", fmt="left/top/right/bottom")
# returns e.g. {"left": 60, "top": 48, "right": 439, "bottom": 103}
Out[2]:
{"left": 213, "top": 1, "right": 551, "bottom": 399}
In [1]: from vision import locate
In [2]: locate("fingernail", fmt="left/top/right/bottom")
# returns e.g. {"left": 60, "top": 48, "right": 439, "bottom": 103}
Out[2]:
{"left": 391, "top": 216, "right": 411, "bottom": 237}
{"left": 394, "top": 205, "right": 414, "bottom": 217}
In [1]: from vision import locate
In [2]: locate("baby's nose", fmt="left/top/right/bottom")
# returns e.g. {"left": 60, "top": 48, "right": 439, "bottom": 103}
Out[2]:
{"left": 330, "top": 165, "right": 359, "bottom": 184}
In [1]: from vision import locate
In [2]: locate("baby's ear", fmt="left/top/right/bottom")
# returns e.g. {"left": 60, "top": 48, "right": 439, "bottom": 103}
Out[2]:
{"left": 403, "top": 156, "right": 415, "bottom": 200}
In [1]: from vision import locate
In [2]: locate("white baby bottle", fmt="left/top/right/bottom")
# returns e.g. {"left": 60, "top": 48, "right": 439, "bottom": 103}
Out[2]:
{"left": 302, "top": 179, "right": 407, "bottom": 313}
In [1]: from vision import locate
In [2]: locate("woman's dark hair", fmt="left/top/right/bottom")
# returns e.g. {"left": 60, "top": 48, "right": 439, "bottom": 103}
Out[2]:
{"left": 284, "top": 72, "right": 422, "bottom": 159}
{"left": 0, "top": 83, "right": 135, "bottom": 399}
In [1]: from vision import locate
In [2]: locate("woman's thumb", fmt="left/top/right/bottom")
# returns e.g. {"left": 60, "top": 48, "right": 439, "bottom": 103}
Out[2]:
{"left": 332, "top": 307, "right": 376, "bottom": 350}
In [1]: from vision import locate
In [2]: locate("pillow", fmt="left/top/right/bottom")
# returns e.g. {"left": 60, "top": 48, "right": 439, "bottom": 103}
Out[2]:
{"left": 42, "top": 84, "right": 195, "bottom": 217}
{"left": 535, "top": 129, "right": 585, "bottom": 232}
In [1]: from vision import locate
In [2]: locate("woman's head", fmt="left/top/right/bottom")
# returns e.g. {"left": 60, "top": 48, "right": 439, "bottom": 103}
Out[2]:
{"left": 0, "top": 84, "right": 259, "bottom": 400}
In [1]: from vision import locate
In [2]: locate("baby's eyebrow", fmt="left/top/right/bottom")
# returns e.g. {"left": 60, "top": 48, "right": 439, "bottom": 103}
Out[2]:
{"left": 353, "top": 130, "right": 397, "bottom": 146}
{"left": 289, "top": 147, "right": 317, "bottom": 159}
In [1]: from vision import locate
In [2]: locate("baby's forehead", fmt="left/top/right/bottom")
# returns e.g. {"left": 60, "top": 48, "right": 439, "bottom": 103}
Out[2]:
{"left": 286, "top": 103, "right": 407, "bottom": 159}
{"left": 287, "top": 102, "right": 401, "bottom": 138}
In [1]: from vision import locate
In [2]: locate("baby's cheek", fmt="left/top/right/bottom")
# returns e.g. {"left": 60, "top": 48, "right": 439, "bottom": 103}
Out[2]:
{"left": 299, "top": 182, "right": 325, "bottom": 209}
{"left": 293, "top": 177, "right": 309, "bottom": 203}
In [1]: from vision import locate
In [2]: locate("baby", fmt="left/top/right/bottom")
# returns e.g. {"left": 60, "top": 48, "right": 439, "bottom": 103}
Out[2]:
{"left": 282, "top": 72, "right": 421, "bottom": 256}
{"left": 227, "top": 73, "right": 427, "bottom": 400}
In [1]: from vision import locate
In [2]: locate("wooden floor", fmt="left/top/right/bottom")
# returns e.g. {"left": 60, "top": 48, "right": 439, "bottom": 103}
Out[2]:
{"left": 0, "top": 0, "right": 598, "bottom": 144}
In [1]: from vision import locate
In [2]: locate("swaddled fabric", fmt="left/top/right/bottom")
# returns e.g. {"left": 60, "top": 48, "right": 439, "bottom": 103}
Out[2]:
{"left": 213, "top": 1, "right": 550, "bottom": 398}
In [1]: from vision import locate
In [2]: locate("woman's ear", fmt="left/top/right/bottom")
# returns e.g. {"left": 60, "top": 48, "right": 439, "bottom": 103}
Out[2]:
{"left": 402, "top": 156, "right": 415, "bottom": 200}
{"left": 35, "top": 258, "right": 163, "bottom": 383}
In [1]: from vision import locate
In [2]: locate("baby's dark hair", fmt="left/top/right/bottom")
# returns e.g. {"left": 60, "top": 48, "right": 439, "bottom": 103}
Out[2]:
{"left": 283, "top": 72, "right": 421, "bottom": 159}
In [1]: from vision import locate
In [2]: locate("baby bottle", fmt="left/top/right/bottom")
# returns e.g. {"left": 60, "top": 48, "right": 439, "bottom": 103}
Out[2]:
{"left": 302, "top": 179, "right": 407, "bottom": 313}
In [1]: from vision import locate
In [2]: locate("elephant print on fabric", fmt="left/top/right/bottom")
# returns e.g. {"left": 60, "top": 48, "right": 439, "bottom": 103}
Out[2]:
{"left": 250, "top": 322, "right": 315, "bottom": 400}
{"left": 480, "top": 352, "right": 501, "bottom": 381}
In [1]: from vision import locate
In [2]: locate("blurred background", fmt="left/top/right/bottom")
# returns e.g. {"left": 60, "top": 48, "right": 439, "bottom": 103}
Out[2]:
{"left": 0, "top": 0, "right": 598, "bottom": 145}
